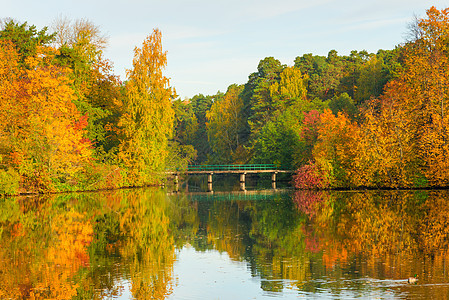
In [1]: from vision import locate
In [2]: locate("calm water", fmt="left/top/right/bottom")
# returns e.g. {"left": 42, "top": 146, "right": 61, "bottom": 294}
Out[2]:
{"left": 1, "top": 184, "right": 449, "bottom": 299}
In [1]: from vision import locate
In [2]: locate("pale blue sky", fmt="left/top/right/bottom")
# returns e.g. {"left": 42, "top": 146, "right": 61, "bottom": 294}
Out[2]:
{"left": 3, "top": 0, "right": 446, "bottom": 98}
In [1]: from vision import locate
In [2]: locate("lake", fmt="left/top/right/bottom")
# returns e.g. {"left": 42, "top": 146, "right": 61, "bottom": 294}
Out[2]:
{"left": 1, "top": 181, "right": 449, "bottom": 299}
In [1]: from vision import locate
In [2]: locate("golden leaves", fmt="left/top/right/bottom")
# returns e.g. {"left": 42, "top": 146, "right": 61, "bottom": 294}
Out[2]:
{"left": 309, "top": 7, "right": 449, "bottom": 189}
{"left": 119, "top": 29, "right": 175, "bottom": 184}
{"left": 0, "top": 42, "right": 93, "bottom": 191}
{"left": 206, "top": 85, "right": 245, "bottom": 163}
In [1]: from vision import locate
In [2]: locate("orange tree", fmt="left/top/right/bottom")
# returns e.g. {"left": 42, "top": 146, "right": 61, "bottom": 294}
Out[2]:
{"left": 359, "top": 6, "right": 449, "bottom": 188}
{"left": 0, "top": 40, "right": 92, "bottom": 192}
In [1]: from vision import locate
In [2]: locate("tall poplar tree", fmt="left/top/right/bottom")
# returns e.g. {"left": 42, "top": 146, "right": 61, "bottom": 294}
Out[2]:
{"left": 119, "top": 29, "right": 175, "bottom": 185}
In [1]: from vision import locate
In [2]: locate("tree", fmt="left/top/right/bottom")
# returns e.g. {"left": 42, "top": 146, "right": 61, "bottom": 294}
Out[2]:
{"left": 357, "top": 100, "right": 414, "bottom": 188}
{"left": 269, "top": 66, "right": 308, "bottom": 110}
{"left": 408, "top": 7, "right": 449, "bottom": 186}
{"left": 51, "top": 17, "right": 108, "bottom": 57}
{"left": 52, "top": 18, "right": 122, "bottom": 160}
{"left": 251, "top": 109, "right": 301, "bottom": 168}
{"left": 329, "top": 93, "right": 357, "bottom": 120}
{"left": 188, "top": 94, "right": 214, "bottom": 164}
{"left": 294, "top": 51, "right": 344, "bottom": 100}
{"left": 167, "top": 99, "right": 198, "bottom": 171}
{"left": 172, "top": 98, "right": 198, "bottom": 145}
{"left": 246, "top": 57, "right": 285, "bottom": 135}
{"left": 356, "top": 6, "right": 449, "bottom": 188}
{"left": 0, "top": 40, "right": 92, "bottom": 191}
{"left": 312, "top": 109, "right": 360, "bottom": 188}
{"left": 118, "top": 29, "right": 175, "bottom": 185}
{"left": 206, "top": 84, "right": 246, "bottom": 163}
{"left": 355, "top": 56, "right": 384, "bottom": 103}
{"left": 0, "top": 20, "right": 55, "bottom": 65}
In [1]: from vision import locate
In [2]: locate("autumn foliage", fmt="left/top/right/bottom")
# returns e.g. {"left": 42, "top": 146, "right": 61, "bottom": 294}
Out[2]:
{"left": 0, "top": 40, "right": 92, "bottom": 192}
{"left": 293, "top": 6, "right": 449, "bottom": 189}
{"left": 119, "top": 29, "right": 175, "bottom": 185}
{"left": 2, "top": 6, "right": 449, "bottom": 193}
{"left": 0, "top": 21, "right": 174, "bottom": 194}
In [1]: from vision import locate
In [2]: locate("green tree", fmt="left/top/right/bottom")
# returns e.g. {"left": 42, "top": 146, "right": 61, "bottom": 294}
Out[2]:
{"left": 355, "top": 56, "right": 384, "bottom": 103}
{"left": 189, "top": 94, "right": 214, "bottom": 163}
{"left": 247, "top": 57, "right": 286, "bottom": 135}
{"left": 252, "top": 109, "right": 301, "bottom": 168}
{"left": 339, "top": 50, "right": 371, "bottom": 99}
{"left": 172, "top": 98, "right": 198, "bottom": 146}
{"left": 245, "top": 59, "right": 313, "bottom": 168}
{"left": 294, "top": 51, "right": 344, "bottom": 100}
{"left": 329, "top": 93, "right": 357, "bottom": 120}
{"left": 0, "top": 20, "right": 55, "bottom": 65}
{"left": 167, "top": 99, "right": 198, "bottom": 171}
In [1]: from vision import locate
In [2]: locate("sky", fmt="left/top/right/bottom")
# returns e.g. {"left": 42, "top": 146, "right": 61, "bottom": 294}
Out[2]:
{"left": 3, "top": 0, "right": 447, "bottom": 98}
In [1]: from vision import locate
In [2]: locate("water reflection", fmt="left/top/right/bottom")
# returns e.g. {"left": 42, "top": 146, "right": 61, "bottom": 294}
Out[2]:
{"left": 0, "top": 190, "right": 176, "bottom": 299}
{"left": 0, "top": 189, "right": 449, "bottom": 298}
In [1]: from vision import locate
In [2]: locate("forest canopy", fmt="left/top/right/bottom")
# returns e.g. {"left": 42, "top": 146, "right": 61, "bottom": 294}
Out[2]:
{"left": 0, "top": 6, "right": 448, "bottom": 194}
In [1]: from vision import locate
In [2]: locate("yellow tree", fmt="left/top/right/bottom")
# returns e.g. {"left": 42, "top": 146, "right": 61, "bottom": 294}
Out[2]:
{"left": 410, "top": 7, "right": 449, "bottom": 186}
{"left": 119, "top": 29, "right": 175, "bottom": 185}
{"left": 0, "top": 40, "right": 21, "bottom": 160}
{"left": 25, "top": 49, "right": 92, "bottom": 176}
{"left": 269, "top": 66, "right": 308, "bottom": 109}
{"left": 206, "top": 84, "right": 245, "bottom": 163}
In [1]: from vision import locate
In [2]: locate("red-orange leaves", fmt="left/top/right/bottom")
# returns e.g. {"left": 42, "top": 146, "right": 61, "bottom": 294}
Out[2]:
{"left": 312, "top": 109, "right": 360, "bottom": 188}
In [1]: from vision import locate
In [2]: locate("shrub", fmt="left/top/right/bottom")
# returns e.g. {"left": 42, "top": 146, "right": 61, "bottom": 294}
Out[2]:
{"left": 293, "top": 162, "right": 326, "bottom": 189}
{"left": 0, "top": 168, "right": 20, "bottom": 195}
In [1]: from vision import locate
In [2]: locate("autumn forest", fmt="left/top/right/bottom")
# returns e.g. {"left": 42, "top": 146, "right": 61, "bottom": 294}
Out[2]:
{"left": 1, "top": 6, "right": 449, "bottom": 195}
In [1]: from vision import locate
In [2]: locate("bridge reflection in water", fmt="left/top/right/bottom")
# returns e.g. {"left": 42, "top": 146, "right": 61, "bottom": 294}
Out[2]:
{"left": 168, "top": 189, "right": 291, "bottom": 201}
{"left": 170, "top": 164, "right": 294, "bottom": 193}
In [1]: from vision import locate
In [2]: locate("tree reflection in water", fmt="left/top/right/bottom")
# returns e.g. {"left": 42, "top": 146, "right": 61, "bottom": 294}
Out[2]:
{"left": 1, "top": 189, "right": 449, "bottom": 298}
{"left": 0, "top": 189, "right": 177, "bottom": 299}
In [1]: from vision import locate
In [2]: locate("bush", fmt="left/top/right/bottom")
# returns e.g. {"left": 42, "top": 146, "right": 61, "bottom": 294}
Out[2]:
{"left": 0, "top": 168, "right": 20, "bottom": 195}
{"left": 293, "top": 162, "right": 326, "bottom": 189}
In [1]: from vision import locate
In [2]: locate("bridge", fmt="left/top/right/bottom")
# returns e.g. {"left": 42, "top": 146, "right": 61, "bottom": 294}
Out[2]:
{"left": 170, "top": 164, "right": 294, "bottom": 192}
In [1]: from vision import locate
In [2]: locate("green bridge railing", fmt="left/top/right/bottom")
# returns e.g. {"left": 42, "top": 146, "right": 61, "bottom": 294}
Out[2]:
{"left": 187, "top": 164, "right": 277, "bottom": 172}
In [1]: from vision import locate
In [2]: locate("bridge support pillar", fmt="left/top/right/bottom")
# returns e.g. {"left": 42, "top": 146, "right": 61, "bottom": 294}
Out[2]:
{"left": 207, "top": 173, "right": 213, "bottom": 193}
{"left": 174, "top": 174, "right": 179, "bottom": 192}
{"left": 240, "top": 172, "right": 246, "bottom": 191}
{"left": 272, "top": 172, "right": 278, "bottom": 190}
